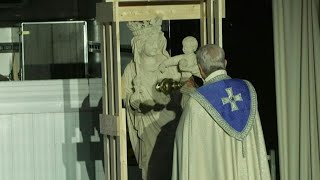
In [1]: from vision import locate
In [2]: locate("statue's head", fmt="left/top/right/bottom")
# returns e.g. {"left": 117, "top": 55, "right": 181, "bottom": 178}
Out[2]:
{"left": 128, "top": 17, "right": 169, "bottom": 63}
{"left": 142, "top": 34, "right": 161, "bottom": 56}
{"left": 182, "top": 36, "right": 198, "bottom": 54}
{"left": 127, "top": 17, "right": 162, "bottom": 37}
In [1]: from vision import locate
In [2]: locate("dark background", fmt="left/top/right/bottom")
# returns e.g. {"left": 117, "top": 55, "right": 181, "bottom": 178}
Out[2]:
{"left": 170, "top": 0, "right": 277, "bottom": 151}
{"left": 0, "top": 0, "right": 278, "bottom": 178}
{"left": 0, "top": 0, "right": 99, "bottom": 24}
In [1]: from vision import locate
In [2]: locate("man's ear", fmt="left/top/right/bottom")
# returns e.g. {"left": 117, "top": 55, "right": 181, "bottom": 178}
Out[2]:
{"left": 225, "top": 59, "right": 228, "bottom": 67}
{"left": 198, "top": 64, "right": 206, "bottom": 79}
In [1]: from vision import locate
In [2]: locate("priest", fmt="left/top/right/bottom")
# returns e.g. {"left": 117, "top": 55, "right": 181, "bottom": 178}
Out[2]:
{"left": 171, "top": 44, "right": 271, "bottom": 180}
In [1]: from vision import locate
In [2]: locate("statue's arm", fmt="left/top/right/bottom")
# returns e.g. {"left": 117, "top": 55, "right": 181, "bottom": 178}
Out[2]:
{"left": 164, "top": 55, "right": 184, "bottom": 67}
{"left": 159, "top": 55, "right": 184, "bottom": 73}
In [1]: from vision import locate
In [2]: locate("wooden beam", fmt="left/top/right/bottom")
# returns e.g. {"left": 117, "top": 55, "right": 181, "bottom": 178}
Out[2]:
{"left": 117, "top": 4, "right": 201, "bottom": 21}
{"left": 103, "top": 136, "right": 111, "bottom": 180}
{"left": 119, "top": 108, "right": 128, "bottom": 180}
{"left": 112, "top": 2, "right": 128, "bottom": 180}
{"left": 214, "top": 0, "right": 223, "bottom": 47}
{"left": 110, "top": 136, "right": 117, "bottom": 180}
{"left": 97, "top": 1, "right": 225, "bottom": 23}
{"left": 105, "top": 0, "right": 201, "bottom": 2}
{"left": 206, "top": 0, "right": 214, "bottom": 44}
{"left": 200, "top": 0, "right": 207, "bottom": 45}
{"left": 101, "top": 23, "right": 111, "bottom": 180}
{"left": 221, "top": 0, "right": 226, "bottom": 18}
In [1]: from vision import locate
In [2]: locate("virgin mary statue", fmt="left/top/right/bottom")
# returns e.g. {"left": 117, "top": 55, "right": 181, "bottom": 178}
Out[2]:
{"left": 122, "top": 17, "right": 181, "bottom": 180}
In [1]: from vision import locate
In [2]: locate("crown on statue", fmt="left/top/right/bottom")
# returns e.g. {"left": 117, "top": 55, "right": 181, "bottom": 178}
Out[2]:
{"left": 127, "top": 17, "right": 163, "bottom": 36}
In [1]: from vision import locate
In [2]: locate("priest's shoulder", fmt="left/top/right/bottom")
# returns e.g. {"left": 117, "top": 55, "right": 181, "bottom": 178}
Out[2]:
{"left": 241, "top": 79, "right": 257, "bottom": 95}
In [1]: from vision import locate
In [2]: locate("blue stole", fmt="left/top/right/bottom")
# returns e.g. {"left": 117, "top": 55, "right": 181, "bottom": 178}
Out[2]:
{"left": 190, "top": 74, "right": 257, "bottom": 141}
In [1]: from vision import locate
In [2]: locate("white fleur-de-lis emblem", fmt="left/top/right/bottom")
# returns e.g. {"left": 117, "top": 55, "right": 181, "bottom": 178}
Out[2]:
{"left": 221, "top": 87, "right": 243, "bottom": 112}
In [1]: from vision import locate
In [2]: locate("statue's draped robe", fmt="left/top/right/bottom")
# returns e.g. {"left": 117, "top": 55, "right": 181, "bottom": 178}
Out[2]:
{"left": 123, "top": 59, "right": 180, "bottom": 179}
{"left": 171, "top": 70, "right": 271, "bottom": 180}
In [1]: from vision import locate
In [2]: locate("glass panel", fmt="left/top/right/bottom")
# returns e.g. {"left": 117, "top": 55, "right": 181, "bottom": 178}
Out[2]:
{"left": 22, "top": 21, "right": 87, "bottom": 80}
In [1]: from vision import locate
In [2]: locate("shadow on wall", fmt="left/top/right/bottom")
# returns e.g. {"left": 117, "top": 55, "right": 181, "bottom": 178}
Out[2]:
{"left": 61, "top": 80, "right": 104, "bottom": 180}
{"left": 0, "top": 74, "right": 9, "bottom": 81}
{"left": 77, "top": 96, "right": 104, "bottom": 180}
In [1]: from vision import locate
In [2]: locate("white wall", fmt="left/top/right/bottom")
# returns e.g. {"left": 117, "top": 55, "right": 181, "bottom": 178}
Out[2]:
{"left": 0, "top": 79, "right": 105, "bottom": 180}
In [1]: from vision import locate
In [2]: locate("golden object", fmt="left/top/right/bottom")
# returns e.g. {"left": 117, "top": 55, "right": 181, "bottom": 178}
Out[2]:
{"left": 155, "top": 78, "right": 183, "bottom": 95}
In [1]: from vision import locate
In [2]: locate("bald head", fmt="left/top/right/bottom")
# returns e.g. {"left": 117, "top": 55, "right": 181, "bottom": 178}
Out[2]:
{"left": 196, "top": 44, "right": 226, "bottom": 77}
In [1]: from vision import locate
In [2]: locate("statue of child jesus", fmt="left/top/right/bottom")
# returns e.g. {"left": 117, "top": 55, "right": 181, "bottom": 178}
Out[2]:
{"left": 159, "top": 36, "right": 201, "bottom": 81}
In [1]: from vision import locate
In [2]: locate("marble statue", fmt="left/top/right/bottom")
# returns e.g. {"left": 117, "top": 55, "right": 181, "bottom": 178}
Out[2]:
{"left": 159, "top": 36, "right": 201, "bottom": 82}
{"left": 159, "top": 36, "right": 202, "bottom": 108}
{"left": 122, "top": 17, "right": 181, "bottom": 180}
